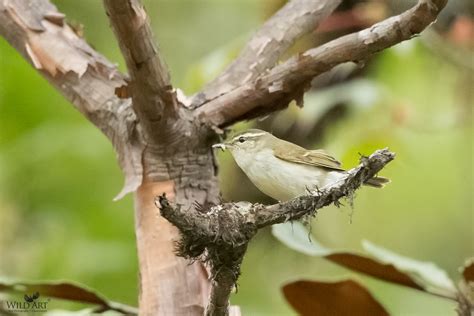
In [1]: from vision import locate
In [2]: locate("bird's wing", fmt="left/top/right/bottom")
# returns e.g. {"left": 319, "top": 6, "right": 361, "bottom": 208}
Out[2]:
{"left": 273, "top": 141, "right": 344, "bottom": 171}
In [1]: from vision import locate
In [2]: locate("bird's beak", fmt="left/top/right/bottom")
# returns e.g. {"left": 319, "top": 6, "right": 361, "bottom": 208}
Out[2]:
{"left": 212, "top": 143, "right": 228, "bottom": 151}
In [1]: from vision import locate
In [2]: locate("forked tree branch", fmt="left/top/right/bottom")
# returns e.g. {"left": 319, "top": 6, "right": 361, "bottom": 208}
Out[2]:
{"left": 191, "top": 0, "right": 342, "bottom": 108}
{"left": 103, "top": 0, "right": 177, "bottom": 142}
{"left": 194, "top": 0, "right": 448, "bottom": 127}
{"left": 103, "top": 2, "right": 217, "bottom": 315}
{"left": 157, "top": 148, "right": 395, "bottom": 316}
{"left": 0, "top": 0, "right": 444, "bottom": 315}
{"left": 0, "top": 0, "right": 128, "bottom": 139}
{"left": 0, "top": 0, "right": 144, "bottom": 199}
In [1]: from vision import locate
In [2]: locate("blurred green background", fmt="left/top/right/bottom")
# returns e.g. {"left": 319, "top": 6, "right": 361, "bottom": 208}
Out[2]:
{"left": 0, "top": 0, "right": 472, "bottom": 315}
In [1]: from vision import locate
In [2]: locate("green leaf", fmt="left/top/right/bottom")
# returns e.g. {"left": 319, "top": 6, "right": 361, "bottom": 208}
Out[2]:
{"left": 272, "top": 223, "right": 457, "bottom": 300}
{"left": 272, "top": 223, "right": 330, "bottom": 256}
{"left": 362, "top": 240, "right": 456, "bottom": 296}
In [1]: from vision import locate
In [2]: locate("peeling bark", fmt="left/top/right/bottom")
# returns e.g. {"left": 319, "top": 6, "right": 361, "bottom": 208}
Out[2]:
{"left": 191, "top": 0, "right": 342, "bottom": 109}
{"left": 133, "top": 132, "right": 221, "bottom": 315}
{"left": 194, "top": 0, "right": 448, "bottom": 127}
{"left": 135, "top": 182, "right": 211, "bottom": 315}
{"left": 1, "top": 0, "right": 217, "bottom": 314}
{"left": 103, "top": 0, "right": 176, "bottom": 143}
{"left": 0, "top": 0, "right": 144, "bottom": 199}
{"left": 103, "top": 0, "right": 222, "bottom": 314}
{"left": 0, "top": 0, "right": 448, "bottom": 315}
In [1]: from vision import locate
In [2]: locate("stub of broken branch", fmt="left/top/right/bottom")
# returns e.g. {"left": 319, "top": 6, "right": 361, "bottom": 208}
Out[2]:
{"left": 156, "top": 148, "right": 395, "bottom": 316}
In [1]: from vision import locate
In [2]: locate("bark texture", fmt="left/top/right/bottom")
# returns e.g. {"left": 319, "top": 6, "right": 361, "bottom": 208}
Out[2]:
{"left": 0, "top": 0, "right": 219, "bottom": 314}
{"left": 104, "top": 0, "right": 175, "bottom": 142}
{"left": 102, "top": 1, "right": 221, "bottom": 314}
{"left": 0, "top": 0, "right": 142, "bottom": 199}
{"left": 194, "top": 0, "right": 448, "bottom": 127}
{"left": 0, "top": 0, "right": 447, "bottom": 315}
{"left": 191, "top": 0, "right": 342, "bottom": 109}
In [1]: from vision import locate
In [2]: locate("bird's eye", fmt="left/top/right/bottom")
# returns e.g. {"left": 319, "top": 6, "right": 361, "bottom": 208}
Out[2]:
{"left": 238, "top": 136, "right": 246, "bottom": 143}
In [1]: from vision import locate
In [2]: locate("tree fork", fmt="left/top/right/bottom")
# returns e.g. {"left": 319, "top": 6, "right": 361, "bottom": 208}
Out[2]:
{"left": 0, "top": 0, "right": 447, "bottom": 314}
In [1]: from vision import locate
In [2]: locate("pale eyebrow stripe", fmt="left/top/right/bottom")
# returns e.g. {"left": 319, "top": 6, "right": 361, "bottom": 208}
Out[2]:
{"left": 232, "top": 132, "right": 266, "bottom": 141}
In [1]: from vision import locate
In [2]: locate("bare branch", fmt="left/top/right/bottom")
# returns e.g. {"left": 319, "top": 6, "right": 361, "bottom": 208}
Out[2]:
{"left": 254, "top": 149, "right": 395, "bottom": 227}
{"left": 194, "top": 0, "right": 448, "bottom": 127}
{"left": 191, "top": 0, "right": 341, "bottom": 109}
{"left": 103, "top": 0, "right": 176, "bottom": 141}
{"left": 0, "top": 0, "right": 126, "bottom": 136}
{"left": 157, "top": 148, "right": 395, "bottom": 316}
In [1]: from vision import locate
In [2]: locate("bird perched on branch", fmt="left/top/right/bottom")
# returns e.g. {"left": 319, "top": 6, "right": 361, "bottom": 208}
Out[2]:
{"left": 213, "top": 129, "right": 389, "bottom": 201}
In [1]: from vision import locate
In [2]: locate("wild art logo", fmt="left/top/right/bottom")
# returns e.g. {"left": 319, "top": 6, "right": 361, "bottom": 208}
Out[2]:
{"left": 4, "top": 291, "right": 50, "bottom": 313}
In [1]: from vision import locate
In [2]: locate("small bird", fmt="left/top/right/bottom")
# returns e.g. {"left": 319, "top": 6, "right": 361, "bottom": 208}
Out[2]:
{"left": 213, "top": 129, "right": 389, "bottom": 201}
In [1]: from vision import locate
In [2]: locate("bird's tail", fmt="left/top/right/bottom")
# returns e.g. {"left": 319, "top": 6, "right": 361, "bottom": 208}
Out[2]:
{"left": 364, "top": 176, "right": 390, "bottom": 188}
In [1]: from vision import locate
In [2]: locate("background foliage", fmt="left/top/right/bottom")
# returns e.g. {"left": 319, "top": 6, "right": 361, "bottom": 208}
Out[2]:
{"left": 0, "top": 0, "right": 472, "bottom": 315}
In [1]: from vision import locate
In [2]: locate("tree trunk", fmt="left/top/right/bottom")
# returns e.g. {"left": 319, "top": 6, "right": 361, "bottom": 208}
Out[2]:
{"left": 134, "top": 132, "right": 220, "bottom": 315}
{"left": 135, "top": 183, "right": 209, "bottom": 315}
{"left": 0, "top": 0, "right": 447, "bottom": 314}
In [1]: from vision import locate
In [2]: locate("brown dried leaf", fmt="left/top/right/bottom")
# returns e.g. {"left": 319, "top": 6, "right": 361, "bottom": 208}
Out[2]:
{"left": 326, "top": 253, "right": 423, "bottom": 290}
{"left": 361, "top": 240, "right": 456, "bottom": 297}
{"left": 273, "top": 224, "right": 421, "bottom": 291}
{"left": 0, "top": 280, "right": 137, "bottom": 314}
{"left": 283, "top": 280, "right": 389, "bottom": 316}
{"left": 273, "top": 223, "right": 456, "bottom": 299}
{"left": 15, "top": 283, "right": 108, "bottom": 305}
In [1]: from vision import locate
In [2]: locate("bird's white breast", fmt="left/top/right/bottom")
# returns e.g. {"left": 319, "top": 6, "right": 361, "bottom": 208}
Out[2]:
{"left": 232, "top": 148, "right": 345, "bottom": 201}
